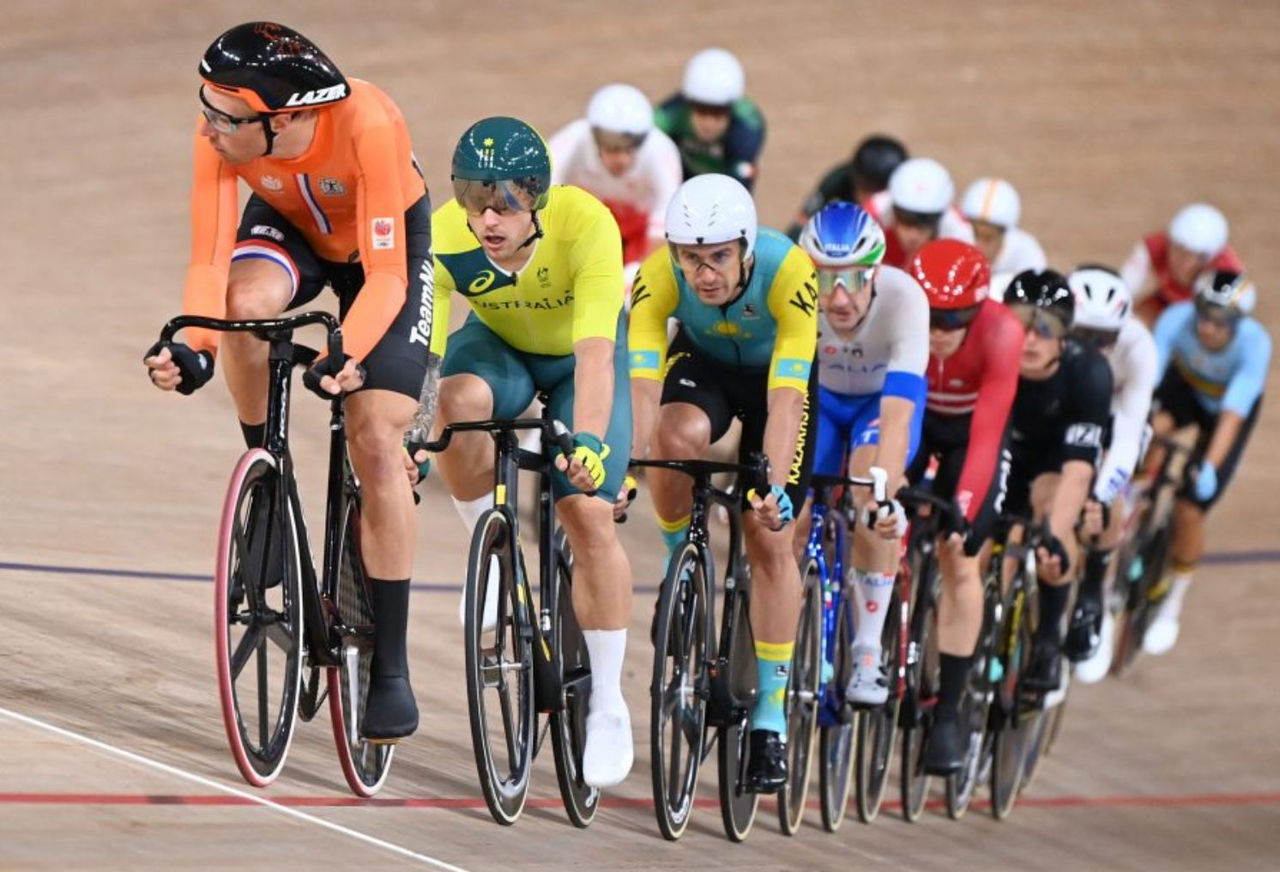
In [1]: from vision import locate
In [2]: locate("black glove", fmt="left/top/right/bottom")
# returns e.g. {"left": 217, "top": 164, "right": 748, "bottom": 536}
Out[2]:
{"left": 1040, "top": 530, "right": 1072, "bottom": 575}
{"left": 145, "top": 340, "right": 214, "bottom": 395}
{"left": 302, "top": 353, "right": 364, "bottom": 401}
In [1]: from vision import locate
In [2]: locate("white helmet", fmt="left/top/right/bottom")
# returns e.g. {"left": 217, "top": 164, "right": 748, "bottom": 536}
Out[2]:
{"left": 665, "top": 173, "right": 758, "bottom": 261}
{"left": 889, "top": 157, "right": 955, "bottom": 215}
{"left": 682, "top": 48, "right": 744, "bottom": 106}
{"left": 961, "top": 177, "right": 1021, "bottom": 229}
{"left": 1069, "top": 266, "right": 1132, "bottom": 332}
{"left": 586, "top": 83, "right": 653, "bottom": 137}
{"left": 1168, "top": 203, "right": 1228, "bottom": 258}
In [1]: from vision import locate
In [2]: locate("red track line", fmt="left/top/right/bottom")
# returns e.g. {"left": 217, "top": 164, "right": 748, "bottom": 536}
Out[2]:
{"left": 0, "top": 791, "right": 1277, "bottom": 810}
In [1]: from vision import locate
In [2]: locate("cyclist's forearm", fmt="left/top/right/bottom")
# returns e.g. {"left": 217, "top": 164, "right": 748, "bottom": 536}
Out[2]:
{"left": 874, "top": 396, "right": 914, "bottom": 487}
{"left": 1050, "top": 460, "right": 1094, "bottom": 546}
{"left": 1204, "top": 409, "right": 1243, "bottom": 469}
{"left": 764, "top": 386, "right": 805, "bottom": 487}
{"left": 630, "top": 378, "right": 662, "bottom": 461}
{"left": 572, "top": 337, "right": 614, "bottom": 439}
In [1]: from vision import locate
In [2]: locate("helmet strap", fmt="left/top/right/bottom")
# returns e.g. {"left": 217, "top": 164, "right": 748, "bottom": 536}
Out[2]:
{"left": 259, "top": 116, "right": 277, "bottom": 157}
{"left": 518, "top": 211, "right": 544, "bottom": 250}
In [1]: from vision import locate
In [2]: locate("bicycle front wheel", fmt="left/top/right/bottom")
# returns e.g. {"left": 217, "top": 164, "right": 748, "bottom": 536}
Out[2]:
{"left": 856, "top": 583, "right": 903, "bottom": 823}
{"left": 778, "top": 558, "right": 822, "bottom": 835}
{"left": 465, "top": 508, "right": 534, "bottom": 826}
{"left": 214, "top": 449, "right": 304, "bottom": 788}
{"left": 819, "top": 592, "right": 856, "bottom": 831}
{"left": 549, "top": 536, "right": 600, "bottom": 828}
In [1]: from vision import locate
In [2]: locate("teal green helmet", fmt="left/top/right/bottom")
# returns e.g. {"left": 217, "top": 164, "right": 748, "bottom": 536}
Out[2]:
{"left": 451, "top": 116, "right": 552, "bottom": 213}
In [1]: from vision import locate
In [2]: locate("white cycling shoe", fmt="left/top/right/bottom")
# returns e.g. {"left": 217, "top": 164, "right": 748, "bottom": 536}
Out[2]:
{"left": 582, "top": 707, "right": 634, "bottom": 788}
{"left": 1075, "top": 610, "right": 1114, "bottom": 684}
{"left": 845, "top": 644, "right": 889, "bottom": 706}
{"left": 1143, "top": 614, "right": 1181, "bottom": 656}
{"left": 458, "top": 554, "right": 501, "bottom": 633}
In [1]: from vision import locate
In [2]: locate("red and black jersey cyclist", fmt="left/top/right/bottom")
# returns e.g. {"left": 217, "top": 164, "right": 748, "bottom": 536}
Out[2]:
{"left": 903, "top": 239, "right": 1025, "bottom": 774}
{"left": 142, "top": 23, "right": 439, "bottom": 741}
{"left": 1002, "top": 270, "right": 1114, "bottom": 694}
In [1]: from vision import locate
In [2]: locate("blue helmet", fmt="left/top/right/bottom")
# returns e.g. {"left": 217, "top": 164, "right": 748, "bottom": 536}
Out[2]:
{"left": 799, "top": 201, "right": 886, "bottom": 270}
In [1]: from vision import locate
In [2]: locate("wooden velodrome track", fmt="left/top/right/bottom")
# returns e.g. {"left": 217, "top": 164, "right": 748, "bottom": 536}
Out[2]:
{"left": 2, "top": 1, "right": 1278, "bottom": 869}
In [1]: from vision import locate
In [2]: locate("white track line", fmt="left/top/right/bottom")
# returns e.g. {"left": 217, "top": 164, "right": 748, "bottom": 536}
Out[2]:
{"left": 0, "top": 705, "right": 468, "bottom": 871}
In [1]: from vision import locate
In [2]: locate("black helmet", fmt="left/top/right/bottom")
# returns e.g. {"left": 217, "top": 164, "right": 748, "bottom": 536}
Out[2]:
{"left": 851, "top": 135, "right": 908, "bottom": 192}
{"left": 200, "top": 22, "right": 348, "bottom": 113}
{"left": 1006, "top": 268, "right": 1075, "bottom": 329}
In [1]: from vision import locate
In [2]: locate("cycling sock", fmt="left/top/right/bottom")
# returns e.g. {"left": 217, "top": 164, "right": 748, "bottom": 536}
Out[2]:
{"left": 452, "top": 494, "right": 495, "bottom": 535}
{"left": 1080, "top": 549, "right": 1112, "bottom": 605}
{"left": 1036, "top": 581, "right": 1071, "bottom": 645}
{"left": 1162, "top": 571, "right": 1193, "bottom": 615}
{"left": 239, "top": 420, "right": 266, "bottom": 449}
{"left": 369, "top": 578, "right": 411, "bottom": 677}
{"left": 851, "top": 570, "right": 894, "bottom": 649}
{"left": 751, "top": 640, "right": 792, "bottom": 738}
{"left": 582, "top": 628, "right": 628, "bottom": 715}
{"left": 657, "top": 515, "right": 690, "bottom": 569}
{"left": 935, "top": 653, "right": 971, "bottom": 724}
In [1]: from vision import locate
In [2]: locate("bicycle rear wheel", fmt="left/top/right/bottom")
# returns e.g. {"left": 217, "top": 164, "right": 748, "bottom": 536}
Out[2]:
{"left": 946, "top": 573, "right": 1000, "bottom": 819}
{"left": 778, "top": 558, "right": 822, "bottom": 835}
{"left": 214, "top": 449, "right": 304, "bottom": 788}
{"left": 1114, "top": 522, "right": 1172, "bottom": 676}
{"left": 549, "top": 537, "right": 600, "bottom": 828}
{"left": 650, "top": 541, "right": 712, "bottom": 841}
{"left": 855, "top": 584, "right": 903, "bottom": 823}
{"left": 465, "top": 508, "right": 535, "bottom": 826}
{"left": 718, "top": 716, "right": 759, "bottom": 842}
{"left": 900, "top": 562, "right": 938, "bottom": 823}
{"left": 328, "top": 495, "right": 393, "bottom": 797}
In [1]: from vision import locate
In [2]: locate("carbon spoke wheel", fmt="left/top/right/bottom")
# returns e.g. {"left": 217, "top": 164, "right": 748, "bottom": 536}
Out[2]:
{"left": 855, "top": 586, "right": 902, "bottom": 824}
{"left": 778, "top": 560, "right": 821, "bottom": 835}
{"left": 549, "top": 538, "right": 600, "bottom": 828}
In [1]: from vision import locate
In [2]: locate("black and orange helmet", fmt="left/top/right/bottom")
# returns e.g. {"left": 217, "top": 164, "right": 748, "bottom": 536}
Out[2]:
{"left": 200, "top": 22, "right": 349, "bottom": 114}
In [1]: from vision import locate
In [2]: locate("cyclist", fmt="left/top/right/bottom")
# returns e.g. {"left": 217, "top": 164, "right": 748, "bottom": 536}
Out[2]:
{"left": 549, "top": 83, "right": 682, "bottom": 288}
{"left": 1003, "top": 270, "right": 1113, "bottom": 694}
{"left": 1142, "top": 270, "right": 1270, "bottom": 655}
{"left": 796, "top": 202, "right": 928, "bottom": 705}
{"left": 1065, "top": 266, "right": 1159, "bottom": 682}
{"left": 865, "top": 157, "right": 974, "bottom": 269}
{"left": 903, "top": 239, "right": 1025, "bottom": 772}
{"left": 1121, "top": 203, "right": 1244, "bottom": 327}
{"left": 784, "top": 134, "right": 909, "bottom": 239}
{"left": 429, "top": 117, "right": 636, "bottom": 788}
{"left": 629, "top": 174, "right": 817, "bottom": 793}
{"left": 959, "top": 177, "right": 1047, "bottom": 296}
{"left": 654, "top": 48, "right": 766, "bottom": 192}
{"left": 142, "top": 22, "right": 438, "bottom": 742}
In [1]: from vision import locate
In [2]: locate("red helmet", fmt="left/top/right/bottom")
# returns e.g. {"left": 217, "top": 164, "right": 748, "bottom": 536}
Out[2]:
{"left": 909, "top": 239, "right": 990, "bottom": 310}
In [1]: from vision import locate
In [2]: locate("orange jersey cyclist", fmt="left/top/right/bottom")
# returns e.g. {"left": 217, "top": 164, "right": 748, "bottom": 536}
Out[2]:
{"left": 143, "top": 23, "right": 440, "bottom": 742}
{"left": 629, "top": 173, "right": 819, "bottom": 794}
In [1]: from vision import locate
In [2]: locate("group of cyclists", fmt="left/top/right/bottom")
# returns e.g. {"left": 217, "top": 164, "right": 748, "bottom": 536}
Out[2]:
{"left": 144, "top": 22, "right": 1271, "bottom": 813}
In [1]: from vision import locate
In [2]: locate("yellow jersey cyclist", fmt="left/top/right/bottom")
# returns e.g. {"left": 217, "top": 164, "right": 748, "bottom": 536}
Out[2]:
{"left": 629, "top": 173, "right": 819, "bottom": 793}
{"left": 427, "top": 117, "right": 635, "bottom": 788}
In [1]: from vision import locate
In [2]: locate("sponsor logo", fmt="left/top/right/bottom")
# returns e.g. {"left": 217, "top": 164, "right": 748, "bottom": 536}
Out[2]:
{"left": 679, "top": 378, "right": 697, "bottom": 388}
{"left": 318, "top": 177, "right": 346, "bottom": 196}
{"left": 250, "top": 224, "right": 284, "bottom": 242}
{"left": 284, "top": 83, "right": 348, "bottom": 107}
{"left": 823, "top": 345, "right": 838, "bottom": 355}
{"left": 260, "top": 175, "right": 283, "bottom": 192}
{"left": 536, "top": 266, "right": 550, "bottom": 288}
{"left": 1065, "top": 422, "right": 1103, "bottom": 449}
{"left": 409, "top": 260, "right": 435, "bottom": 347}
{"left": 948, "top": 378, "right": 966, "bottom": 387}
{"left": 742, "top": 303, "right": 759, "bottom": 319}
{"left": 866, "top": 601, "right": 878, "bottom": 613}
{"left": 789, "top": 282, "right": 818, "bottom": 317}
{"left": 788, "top": 399, "right": 810, "bottom": 485}
{"left": 468, "top": 270, "right": 497, "bottom": 294}
{"left": 371, "top": 217, "right": 395, "bottom": 250}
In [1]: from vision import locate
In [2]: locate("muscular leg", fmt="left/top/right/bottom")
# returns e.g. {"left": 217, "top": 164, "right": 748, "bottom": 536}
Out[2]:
{"left": 557, "top": 494, "right": 633, "bottom": 630}
{"left": 432, "top": 373, "right": 498, "bottom": 501}
{"left": 650, "top": 403, "right": 713, "bottom": 556}
{"left": 221, "top": 258, "right": 293, "bottom": 426}
{"left": 345, "top": 389, "right": 418, "bottom": 579}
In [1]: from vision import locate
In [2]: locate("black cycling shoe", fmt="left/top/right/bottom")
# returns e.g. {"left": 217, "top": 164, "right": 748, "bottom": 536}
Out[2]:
{"left": 1022, "top": 638, "right": 1064, "bottom": 693}
{"left": 1064, "top": 598, "right": 1103, "bottom": 663}
{"left": 923, "top": 717, "right": 964, "bottom": 775}
{"left": 744, "top": 729, "right": 788, "bottom": 794}
{"left": 360, "top": 674, "right": 419, "bottom": 742}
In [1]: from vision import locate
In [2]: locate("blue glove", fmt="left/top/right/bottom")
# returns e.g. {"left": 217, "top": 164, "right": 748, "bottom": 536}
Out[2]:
{"left": 747, "top": 483, "right": 794, "bottom": 527}
{"left": 1194, "top": 461, "right": 1218, "bottom": 502}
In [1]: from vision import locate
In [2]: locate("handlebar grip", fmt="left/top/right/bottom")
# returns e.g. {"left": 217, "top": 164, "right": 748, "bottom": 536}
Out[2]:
{"left": 869, "top": 467, "right": 889, "bottom": 505}
{"left": 326, "top": 329, "right": 344, "bottom": 364}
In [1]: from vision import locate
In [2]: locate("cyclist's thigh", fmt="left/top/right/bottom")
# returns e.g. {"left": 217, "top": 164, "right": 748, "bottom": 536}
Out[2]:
{"left": 735, "top": 356, "right": 818, "bottom": 510}
{"left": 813, "top": 385, "right": 859, "bottom": 477}
{"left": 848, "top": 390, "right": 925, "bottom": 469}
{"left": 539, "top": 315, "right": 632, "bottom": 503}
{"left": 659, "top": 332, "right": 734, "bottom": 443}
{"left": 232, "top": 194, "right": 327, "bottom": 311}
{"left": 439, "top": 314, "right": 536, "bottom": 419}
{"left": 1151, "top": 365, "right": 1204, "bottom": 431}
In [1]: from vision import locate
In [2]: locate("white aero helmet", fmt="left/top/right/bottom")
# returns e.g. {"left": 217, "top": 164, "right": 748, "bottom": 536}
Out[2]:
{"left": 586, "top": 83, "right": 653, "bottom": 137}
{"left": 1168, "top": 203, "right": 1228, "bottom": 258}
{"left": 889, "top": 157, "right": 955, "bottom": 216}
{"left": 682, "top": 48, "right": 744, "bottom": 106}
{"left": 665, "top": 173, "right": 758, "bottom": 261}
{"left": 961, "top": 177, "right": 1021, "bottom": 229}
{"left": 1069, "top": 266, "right": 1132, "bottom": 331}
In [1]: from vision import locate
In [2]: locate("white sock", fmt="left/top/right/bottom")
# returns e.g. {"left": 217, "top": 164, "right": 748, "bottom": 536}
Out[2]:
{"left": 583, "top": 628, "right": 628, "bottom": 716}
{"left": 852, "top": 570, "right": 894, "bottom": 649}
{"left": 452, "top": 494, "right": 494, "bottom": 536}
{"left": 1164, "top": 572, "right": 1193, "bottom": 615}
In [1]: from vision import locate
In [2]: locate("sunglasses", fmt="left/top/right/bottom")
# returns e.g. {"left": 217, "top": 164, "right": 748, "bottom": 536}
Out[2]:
{"left": 1072, "top": 326, "right": 1120, "bottom": 349}
{"left": 817, "top": 267, "right": 874, "bottom": 297}
{"left": 1009, "top": 304, "right": 1068, "bottom": 339}
{"left": 929, "top": 304, "right": 981, "bottom": 331}
{"left": 199, "top": 87, "right": 263, "bottom": 134}
{"left": 1194, "top": 299, "right": 1239, "bottom": 327}
{"left": 452, "top": 177, "right": 540, "bottom": 216}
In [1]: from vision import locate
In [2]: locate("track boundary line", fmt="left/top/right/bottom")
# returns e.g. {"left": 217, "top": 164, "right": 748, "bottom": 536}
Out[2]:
{"left": 0, "top": 706, "right": 469, "bottom": 871}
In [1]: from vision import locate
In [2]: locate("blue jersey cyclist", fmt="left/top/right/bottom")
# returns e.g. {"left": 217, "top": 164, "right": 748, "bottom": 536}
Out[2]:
{"left": 427, "top": 117, "right": 636, "bottom": 789}
{"left": 1142, "top": 269, "right": 1270, "bottom": 655}
{"left": 796, "top": 202, "right": 928, "bottom": 707}
{"left": 628, "top": 174, "right": 817, "bottom": 794}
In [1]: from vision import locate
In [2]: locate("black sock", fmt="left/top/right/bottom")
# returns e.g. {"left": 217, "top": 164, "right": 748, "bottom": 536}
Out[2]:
{"left": 1037, "top": 581, "right": 1071, "bottom": 645}
{"left": 1079, "top": 549, "right": 1111, "bottom": 606}
{"left": 240, "top": 421, "right": 266, "bottom": 449}
{"left": 935, "top": 653, "right": 972, "bottom": 724}
{"left": 369, "top": 578, "right": 411, "bottom": 678}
